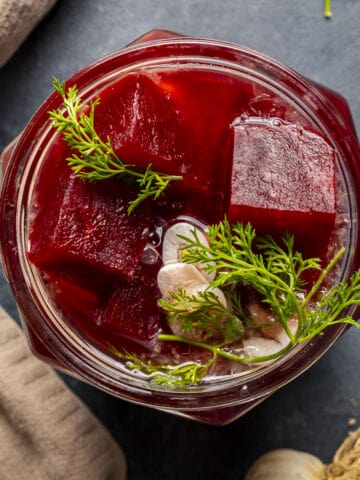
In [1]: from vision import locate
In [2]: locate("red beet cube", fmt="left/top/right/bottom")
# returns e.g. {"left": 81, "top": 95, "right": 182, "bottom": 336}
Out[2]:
{"left": 94, "top": 72, "right": 190, "bottom": 178}
{"left": 228, "top": 122, "right": 336, "bottom": 254}
{"left": 101, "top": 273, "right": 164, "bottom": 350}
{"left": 28, "top": 168, "right": 151, "bottom": 280}
{"left": 44, "top": 271, "right": 104, "bottom": 322}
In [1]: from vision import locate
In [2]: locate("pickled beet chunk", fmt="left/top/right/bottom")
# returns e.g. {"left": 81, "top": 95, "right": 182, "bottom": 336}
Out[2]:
{"left": 28, "top": 172, "right": 151, "bottom": 280}
{"left": 101, "top": 274, "right": 164, "bottom": 350}
{"left": 228, "top": 122, "right": 336, "bottom": 254}
{"left": 44, "top": 271, "right": 104, "bottom": 323}
{"left": 94, "top": 72, "right": 189, "bottom": 178}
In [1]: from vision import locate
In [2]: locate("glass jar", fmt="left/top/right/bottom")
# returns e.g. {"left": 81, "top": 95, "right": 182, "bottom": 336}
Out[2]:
{"left": 1, "top": 30, "right": 360, "bottom": 425}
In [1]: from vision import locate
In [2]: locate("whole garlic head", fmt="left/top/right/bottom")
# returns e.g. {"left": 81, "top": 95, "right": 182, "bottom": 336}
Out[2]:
{"left": 245, "top": 448, "right": 325, "bottom": 480}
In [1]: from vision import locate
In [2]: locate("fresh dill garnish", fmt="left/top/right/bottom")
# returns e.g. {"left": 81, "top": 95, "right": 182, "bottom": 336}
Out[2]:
{"left": 177, "top": 219, "right": 360, "bottom": 345}
{"left": 177, "top": 219, "right": 323, "bottom": 342}
{"left": 298, "top": 269, "right": 360, "bottom": 342}
{"left": 110, "top": 336, "right": 291, "bottom": 388}
{"left": 109, "top": 345, "right": 216, "bottom": 387}
{"left": 158, "top": 288, "right": 244, "bottom": 342}
{"left": 49, "top": 77, "right": 182, "bottom": 214}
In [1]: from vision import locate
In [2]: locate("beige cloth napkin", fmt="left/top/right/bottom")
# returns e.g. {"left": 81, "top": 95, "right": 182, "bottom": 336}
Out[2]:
{"left": 0, "top": 306, "right": 127, "bottom": 480}
{"left": 0, "top": 0, "right": 57, "bottom": 65}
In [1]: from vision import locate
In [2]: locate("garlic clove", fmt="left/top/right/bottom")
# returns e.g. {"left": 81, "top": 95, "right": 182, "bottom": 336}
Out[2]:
{"left": 270, "top": 317, "right": 298, "bottom": 346}
{"left": 242, "top": 336, "right": 284, "bottom": 365}
{"left": 248, "top": 303, "right": 298, "bottom": 346}
{"left": 162, "top": 222, "right": 215, "bottom": 281}
{"left": 157, "top": 263, "right": 207, "bottom": 298}
{"left": 162, "top": 222, "right": 204, "bottom": 263}
{"left": 245, "top": 448, "right": 325, "bottom": 480}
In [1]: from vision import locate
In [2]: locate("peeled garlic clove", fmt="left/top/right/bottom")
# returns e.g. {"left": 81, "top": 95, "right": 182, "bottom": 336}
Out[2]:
{"left": 248, "top": 303, "right": 298, "bottom": 346}
{"left": 162, "top": 221, "right": 215, "bottom": 281}
{"left": 157, "top": 263, "right": 207, "bottom": 297}
{"left": 242, "top": 336, "right": 283, "bottom": 365}
{"left": 271, "top": 317, "right": 298, "bottom": 346}
{"left": 245, "top": 448, "right": 325, "bottom": 480}
{"left": 162, "top": 222, "right": 204, "bottom": 263}
{"left": 248, "top": 303, "right": 276, "bottom": 325}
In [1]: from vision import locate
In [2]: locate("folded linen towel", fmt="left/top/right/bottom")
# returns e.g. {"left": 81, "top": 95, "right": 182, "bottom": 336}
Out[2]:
{"left": 0, "top": 306, "right": 127, "bottom": 480}
{"left": 0, "top": 0, "right": 57, "bottom": 65}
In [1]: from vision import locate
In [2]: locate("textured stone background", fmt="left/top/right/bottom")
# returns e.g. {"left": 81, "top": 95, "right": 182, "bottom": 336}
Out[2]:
{"left": 0, "top": 1, "right": 360, "bottom": 479}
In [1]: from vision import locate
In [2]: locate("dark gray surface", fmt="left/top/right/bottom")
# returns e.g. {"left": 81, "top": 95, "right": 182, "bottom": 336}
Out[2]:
{"left": 1, "top": 1, "right": 360, "bottom": 478}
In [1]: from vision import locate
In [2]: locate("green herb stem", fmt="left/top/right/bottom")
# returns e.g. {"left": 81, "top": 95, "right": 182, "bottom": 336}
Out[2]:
{"left": 303, "top": 247, "right": 345, "bottom": 307}
{"left": 324, "top": 0, "right": 332, "bottom": 18}
{"left": 158, "top": 333, "right": 293, "bottom": 364}
{"left": 109, "top": 344, "right": 217, "bottom": 386}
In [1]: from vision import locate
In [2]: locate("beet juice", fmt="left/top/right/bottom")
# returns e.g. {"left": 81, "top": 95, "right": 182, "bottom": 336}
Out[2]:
{"left": 1, "top": 34, "right": 360, "bottom": 424}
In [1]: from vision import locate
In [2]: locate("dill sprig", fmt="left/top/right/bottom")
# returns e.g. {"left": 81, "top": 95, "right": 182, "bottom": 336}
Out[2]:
{"left": 156, "top": 260, "right": 360, "bottom": 368}
{"left": 158, "top": 288, "right": 244, "bottom": 342}
{"left": 109, "top": 345, "right": 216, "bottom": 387}
{"left": 49, "top": 78, "right": 182, "bottom": 214}
{"left": 178, "top": 219, "right": 322, "bottom": 342}
{"left": 298, "top": 269, "right": 360, "bottom": 342}
{"left": 178, "top": 219, "right": 360, "bottom": 345}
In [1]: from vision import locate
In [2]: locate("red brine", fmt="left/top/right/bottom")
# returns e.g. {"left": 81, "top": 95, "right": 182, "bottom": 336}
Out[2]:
{"left": 27, "top": 67, "right": 338, "bottom": 368}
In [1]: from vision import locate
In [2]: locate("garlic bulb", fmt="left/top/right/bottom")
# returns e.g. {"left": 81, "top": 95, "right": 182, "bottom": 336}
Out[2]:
{"left": 245, "top": 429, "right": 360, "bottom": 480}
{"left": 245, "top": 448, "right": 325, "bottom": 480}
